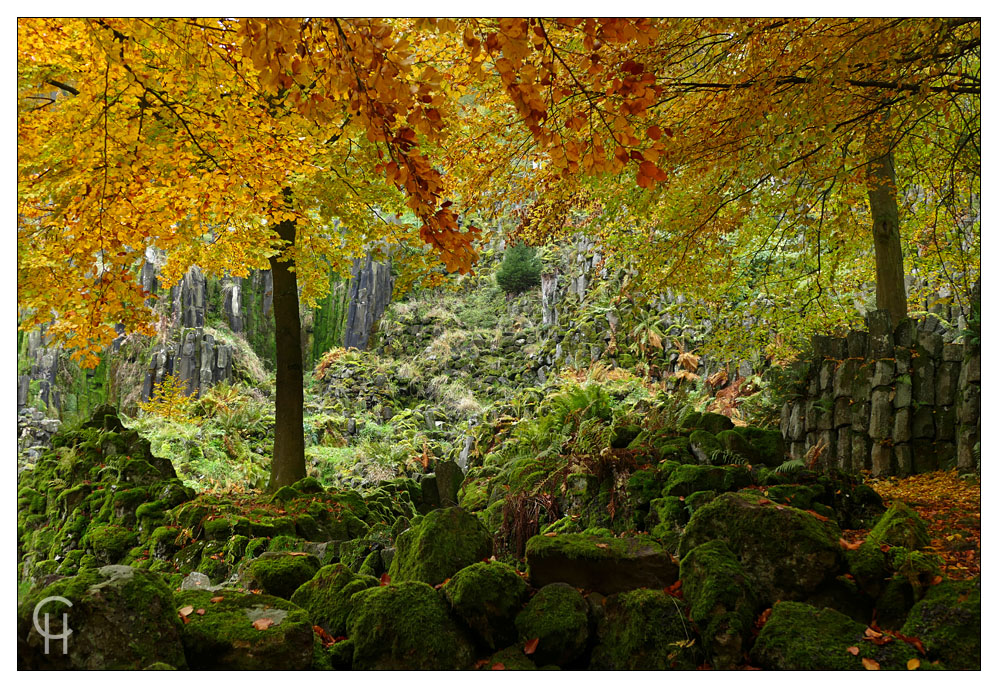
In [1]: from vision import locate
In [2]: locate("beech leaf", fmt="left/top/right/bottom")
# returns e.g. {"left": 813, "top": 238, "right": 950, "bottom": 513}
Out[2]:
{"left": 252, "top": 618, "right": 274, "bottom": 630}
{"left": 524, "top": 637, "right": 539, "bottom": 655}
{"left": 862, "top": 658, "right": 880, "bottom": 670}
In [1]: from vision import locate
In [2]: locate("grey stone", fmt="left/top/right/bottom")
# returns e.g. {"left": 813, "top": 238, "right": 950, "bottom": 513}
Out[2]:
{"left": 181, "top": 571, "right": 214, "bottom": 590}
{"left": 893, "top": 407, "right": 911, "bottom": 443}
{"left": 935, "top": 362, "right": 959, "bottom": 406}
{"left": 912, "top": 440, "right": 939, "bottom": 473}
{"left": 917, "top": 330, "right": 944, "bottom": 359}
{"left": 833, "top": 397, "right": 852, "bottom": 428}
{"left": 869, "top": 388, "right": 894, "bottom": 439}
{"left": 851, "top": 401, "right": 871, "bottom": 433}
{"left": 846, "top": 331, "right": 868, "bottom": 359}
{"left": 833, "top": 359, "right": 860, "bottom": 398}
{"left": 942, "top": 342, "right": 964, "bottom": 362}
{"left": 17, "top": 375, "right": 29, "bottom": 408}
{"left": 819, "top": 360, "right": 835, "bottom": 391}
{"left": 893, "top": 379, "right": 912, "bottom": 408}
{"left": 957, "top": 384, "right": 980, "bottom": 425}
{"left": 871, "top": 360, "right": 894, "bottom": 387}
{"left": 894, "top": 444, "right": 913, "bottom": 477}
{"left": 912, "top": 407, "right": 935, "bottom": 439}
{"left": 836, "top": 427, "right": 852, "bottom": 470}
{"left": 957, "top": 430, "right": 978, "bottom": 470}
{"left": 894, "top": 318, "right": 918, "bottom": 348}
{"left": 871, "top": 443, "right": 892, "bottom": 476}
{"left": 344, "top": 253, "right": 395, "bottom": 351}
{"left": 433, "top": 459, "right": 464, "bottom": 508}
{"left": 894, "top": 346, "right": 912, "bottom": 371}
{"left": 911, "top": 356, "right": 935, "bottom": 405}
{"left": 960, "top": 354, "right": 981, "bottom": 385}
{"left": 866, "top": 310, "right": 895, "bottom": 358}
{"left": 851, "top": 434, "right": 870, "bottom": 472}
{"left": 936, "top": 406, "right": 956, "bottom": 441}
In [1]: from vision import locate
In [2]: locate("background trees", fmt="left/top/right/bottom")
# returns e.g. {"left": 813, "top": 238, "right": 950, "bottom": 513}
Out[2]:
{"left": 18, "top": 17, "right": 980, "bottom": 486}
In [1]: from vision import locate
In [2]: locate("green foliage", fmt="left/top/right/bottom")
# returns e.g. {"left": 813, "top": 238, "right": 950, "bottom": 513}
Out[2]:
{"left": 495, "top": 243, "right": 542, "bottom": 295}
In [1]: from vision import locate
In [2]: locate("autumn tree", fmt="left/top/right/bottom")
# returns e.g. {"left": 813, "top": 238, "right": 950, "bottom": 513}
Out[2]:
{"left": 17, "top": 18, "right": 483, "bottom": 488}
{"left": 454, "top": 18, "right": 979, "bottom": 333}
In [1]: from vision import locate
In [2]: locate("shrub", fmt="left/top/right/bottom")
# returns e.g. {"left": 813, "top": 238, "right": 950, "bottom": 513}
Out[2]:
{"left": 495, "top": 243, "right": 542, "bottom": 294}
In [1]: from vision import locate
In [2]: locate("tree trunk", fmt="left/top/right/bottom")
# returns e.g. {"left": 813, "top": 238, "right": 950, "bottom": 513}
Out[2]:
{"left": 866, "top": 141, "right": 908, "bottom": 325}
{"left": 268, "top": 215, "right": 306, "bottom": 490}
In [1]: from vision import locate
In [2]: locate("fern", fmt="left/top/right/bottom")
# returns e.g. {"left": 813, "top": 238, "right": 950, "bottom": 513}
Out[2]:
{"left": 774, "top": 458, "right": 805, "bottom": 475}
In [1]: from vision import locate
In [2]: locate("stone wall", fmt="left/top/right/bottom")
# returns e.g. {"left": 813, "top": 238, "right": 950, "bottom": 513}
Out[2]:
{"left": 779, "top": 310, "right": 980, "bottom": 476}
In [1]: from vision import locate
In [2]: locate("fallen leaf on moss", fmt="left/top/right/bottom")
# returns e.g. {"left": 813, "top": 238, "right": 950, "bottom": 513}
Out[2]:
{"left": 524, "top": 637, "right": 539, "bottom": 655}
{"left": 252, "top": 618, "right": 274, "bottom": 630}
{"left": 907, "top": 658, "right": 920, "bottom": 670}
{"left": 847, "top": 646, "right": 860, "bottom": 656}
{"left": 862, "top": 658, "right": 880, "bottom": 670}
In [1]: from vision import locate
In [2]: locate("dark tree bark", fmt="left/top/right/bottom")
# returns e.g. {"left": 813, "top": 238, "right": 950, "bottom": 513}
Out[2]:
{"left": 267, "top": 213, "right": 306, "bottom": 489}
{"left": 866, "top": 145, "right": 908, "bottom": 325}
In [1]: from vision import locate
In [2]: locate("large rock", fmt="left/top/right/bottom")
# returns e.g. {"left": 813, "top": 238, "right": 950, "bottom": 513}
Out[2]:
{"left": 901, "top": 577, "right": 980, "bottom": 670}
{"left": 679, "top": 492, "right": 841, "bottom": 605}
{"left": 751, "top": 601, "right": 917, "bottom": 670}
{"left": 441, "top": 561, "right": 528, "bottom": 650}
{"left": 238, "top": 551, "right": 321, "bottom": 600}
{"left": 526, "top": 533, "right": 678, "bottom": 594}
{"left": 289, "top": 563, "right": 379, "bottom": 637}
{"left": 680, "top": 539, "right": 758, "bottom": 669}
{"left": 347, "top": 581, "right": 474, "bottom": 670}
{"left": 388, "top": 507, "right": 491, "bottom": 586}
{"left": 589, "top": 588, "right": 697, "bottom": 670}
{"left": 174, "top": 589, "right": 313, "bottom": 670}
{"left": 514, "top": 583, "right": 589, "bottom": 667}
{"left": 18, "top": 566, "right": 186, "bottom": 670}
{"left": 867, "top": 502, "right": 930, "bottom": 550}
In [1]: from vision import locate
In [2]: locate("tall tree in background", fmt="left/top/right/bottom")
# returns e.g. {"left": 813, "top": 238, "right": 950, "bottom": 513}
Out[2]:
{"left": 17, "top": 18, "right": 482, "bottom": 488}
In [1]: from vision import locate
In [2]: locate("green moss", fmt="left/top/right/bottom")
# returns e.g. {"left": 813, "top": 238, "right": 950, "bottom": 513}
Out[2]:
{"left": 679, "top": 539, "right": 757, "bottom": 669}
{"left": 750, "top": 601, "right": 917, "bottom": 670}
{"left": 590, "top": 588, "right": 698, "bottom": 670}
{"left": 174, "top": 589, "right": 314, "bottom": 670}
{"left": 733, "top": 426, "right": 786, "bottom": 467}
{"left": 514, "top": 582, "right": 589, "bottom": 667}
{"left": 662, "top": 463, "right": 751, "bottom": 497}
{"left": 888, "top": 546, "right": 942, "bottom": 593}
{"left": 689, "top": 429, "right": 724, "bottom": 464}
{"left": 388, "top": 507, "right": 492, "bottom": 586}
{"left": 868, "top": 502, "right": 930, "bottom": 550}
{"left": 442, "top": 561, "right": 529, "bottom": 650}
{"left": 685, "top": 490, "right": 717, "bottom": 517}
{"left": 695, "top": 412, "right": 734, "bottom": 434}
{"left": 270, "top": 485, "right": 303, "bottom": 504}
{"left": 290, "top": 563, "right": 379, "bottom": 636}
{"left": 486, "top": 646, "right": 536, "bottom": 670}
{"left": 327, "top": 638, "right": 354, "bottom": 669}
{"left": 243, "top": 552, "right": 321, "bottom": 599}
{"left": 245, "top": 537, "right": 270, "bottom": 559}
{"left": 347, "top": 581, "right": 475, "bottom": 669}
{"left": 844, "top": 541, "right": 889, "bottom": 597}
{"left": 267, "top": 534, "right": 304, "bottom": 552}
{"left": 358, "top": 550, "right": 382, "bottom": 578}
{"left": 901, "top": 577, "right": 980, "bottom": 669}
{"left": 291, "top": 476, "right": 325, "bottom": 494}
{"left": 17, "top": 566, "right": 187, "bottom": 670}
{"left": 86, "top": 524, "right": 137, "bottom": 564}
{"left": 679, "top": 491, "right": 841, "bottom": 605}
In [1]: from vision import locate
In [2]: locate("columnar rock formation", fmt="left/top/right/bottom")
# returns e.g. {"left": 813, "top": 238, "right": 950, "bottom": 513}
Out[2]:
{"left": 343, "top": 254, "right": 394, "bottom": 351}
{"left": 780, "top": 310, "right": 981, "bottom": 476}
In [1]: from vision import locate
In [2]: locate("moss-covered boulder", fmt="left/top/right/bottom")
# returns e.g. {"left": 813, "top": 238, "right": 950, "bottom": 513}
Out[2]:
{"left": 346, "top": 581, "right": 475, "bottom": 670}
{"left": 289, "top": 563, "right": 379, "bottom": 636}
{"left": 526, "top": 533, "right": 678, "bottom": 594}
{"left": 750, "top": 601, "right": 918, "bottom": 670}
{"left": 661, "top": 464, "right": 751, "bottom": 497}
{"left": 652, "top": 436, "right": 695, "bottom": 464}
{"left": 388, "top": 507, "right": 492, "bottom": 586}
{"left": 514, "top": 583, "right": 589, "bottom": 667}
{"left": 17, "top": 565, "right": 186, "bottom": 670}
{"left": 680, "top": 539, "right": 758, "bottom": 669}
{"left": 679, "top": 492, "right": 841, "bottom": 605}
{"left": 901, "top": 577, "right": 980, "bottom": 670}
{"left": 590, "top": 588, "right": 698, "bottom": 670}
{"left": 695, "top": 412, "right": 734, "bottom": 435}
{"left": 733, "top": 426, "right": 786, "bottom": 467}
{"left": 689, "top": 430, "right": 723, "bottom": 465}
{"left": 84, "top": 523, "right": 137, "bottom": 565}
{"left": 175, "top": 590, "right": 314, "bottom": 670}
{"left": 868, "top": 502, "right": 930, "bottom": 550}
{"left": 441, "top": 561, "right": 528, "bottom": 650}
{"left": 239, "top": 551, "right": 321, "bottom": 600}
{"left": 486, "top": 645, "right": 537, "bottom": 670}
